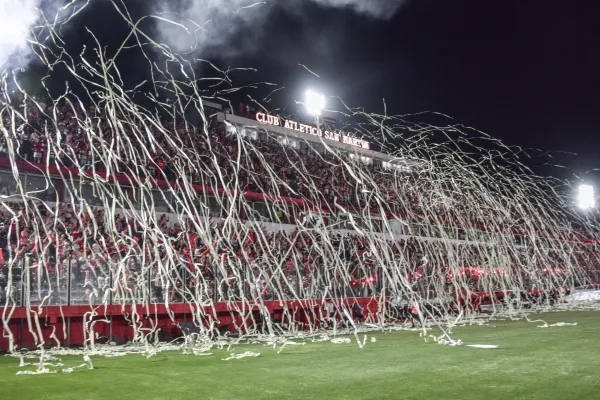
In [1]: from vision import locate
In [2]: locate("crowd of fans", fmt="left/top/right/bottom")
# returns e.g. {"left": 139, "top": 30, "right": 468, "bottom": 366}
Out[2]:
{"left": 0, "top": 99, "right": 505, "bottom": 221}
{"left": 0, "top": 194, "right": 595, "bottom": 308}
{"left": 0, "top": 97, "right": 599, "bottom": 308}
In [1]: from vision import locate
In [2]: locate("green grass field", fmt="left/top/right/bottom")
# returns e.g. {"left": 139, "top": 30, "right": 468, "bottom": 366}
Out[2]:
{"left": 1, "top": 311, "right": 599, "bottom": 400}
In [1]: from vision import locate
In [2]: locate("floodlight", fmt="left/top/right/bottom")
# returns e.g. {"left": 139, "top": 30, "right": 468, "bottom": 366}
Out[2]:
{"left": 305, "top": 90, "right": 325, "bottom": 116}
{"left": 577, "top": 184, "right": 595, "bottom": 210}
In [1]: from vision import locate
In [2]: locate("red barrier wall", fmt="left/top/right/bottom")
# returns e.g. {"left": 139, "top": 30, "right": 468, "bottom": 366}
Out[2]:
{"left": 1, "top": 289, "right": 556, "bottom": 351}
{"left": 0, "top": 298, "right": 383, "bottom": 351}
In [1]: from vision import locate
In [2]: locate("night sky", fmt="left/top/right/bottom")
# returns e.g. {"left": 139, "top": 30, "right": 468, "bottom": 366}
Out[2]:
{"left": 35, "top": 0, "right": 600, "bottom": 180}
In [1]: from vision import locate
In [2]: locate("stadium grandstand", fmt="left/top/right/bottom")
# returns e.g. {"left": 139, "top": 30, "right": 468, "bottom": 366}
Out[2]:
{"left": 1, "top": 92, "right": 599, "bottom": 352}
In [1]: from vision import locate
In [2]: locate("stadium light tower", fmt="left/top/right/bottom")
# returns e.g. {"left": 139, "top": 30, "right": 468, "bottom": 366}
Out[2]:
{"left": 577, "top": 184, "right": 595, "bottom": 210}
{"left": 305, "top": 90, "right": 325, "bottom": 116}
{"left": 305, "top": 89, "right": 325, "bottom": 131}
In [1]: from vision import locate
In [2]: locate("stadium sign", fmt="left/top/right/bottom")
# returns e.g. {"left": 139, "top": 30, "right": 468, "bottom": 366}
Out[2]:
{"left": 255, "top": 112, "right": 370, "bottom": 150}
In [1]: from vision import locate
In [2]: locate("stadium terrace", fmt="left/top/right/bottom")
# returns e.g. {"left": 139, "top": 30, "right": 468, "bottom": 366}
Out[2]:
{"left": 0, "top": 94, "right": 598, "bottom": 354}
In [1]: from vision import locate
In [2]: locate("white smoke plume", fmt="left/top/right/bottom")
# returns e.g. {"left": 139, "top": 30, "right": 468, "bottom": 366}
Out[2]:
{"left": 0, "top": 0, "right": 86, "bottom": 74}
{"left": 0, "top": 0, "right": 41, "bottom": 71}
{"left": 152, "top": 0, "right": 410, "bottom": 56}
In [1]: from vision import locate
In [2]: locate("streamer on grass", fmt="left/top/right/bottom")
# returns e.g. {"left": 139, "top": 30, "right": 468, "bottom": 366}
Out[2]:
{"left": 0, "top": 0, "right": 598, "bottom": 361}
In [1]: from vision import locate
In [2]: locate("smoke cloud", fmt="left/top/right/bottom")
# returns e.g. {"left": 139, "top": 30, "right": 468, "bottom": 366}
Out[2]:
{"left": 151, "top": 0, "right": 270, "bottom": 56}
{"left": 0, "top": 0, "right": 84, "bottom": 74}
{"left": 153, "top": 0, "right": 410, "bottom": 56}
{"left": 0, "top": 0, "right": 409, "bottom": 75}
{"left": 309, "top": 0, "right": 409, "bottom": 19}
{"left": 0, "top": 0, "right": 41, "bottom": 71}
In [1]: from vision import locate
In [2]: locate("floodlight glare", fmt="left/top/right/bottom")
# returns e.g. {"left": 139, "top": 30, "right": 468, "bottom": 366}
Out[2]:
{"left": 577, "top": 184, "right": 595, "bottom": 210}
{"left": 305, "top": 90, "right": 325, "bottom": 116}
